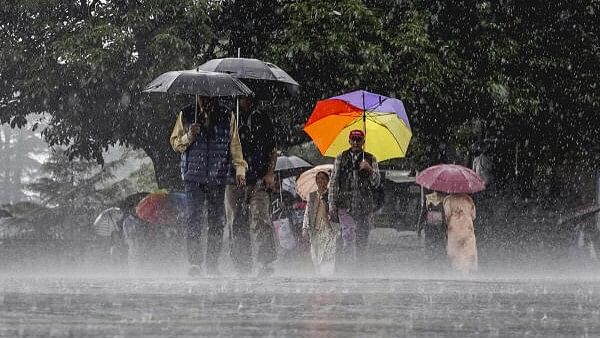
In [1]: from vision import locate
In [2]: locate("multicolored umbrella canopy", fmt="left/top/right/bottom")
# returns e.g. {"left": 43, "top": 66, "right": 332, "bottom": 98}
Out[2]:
{"left": 304, "top": 90, "right": 412, "bottom": 161}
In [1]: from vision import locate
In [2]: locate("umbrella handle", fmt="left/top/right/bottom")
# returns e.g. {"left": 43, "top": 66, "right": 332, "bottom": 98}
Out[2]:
{"left": 279, "top": 175, "right": 283, "bottom": 208}
{"left": 194, "top": 95, "right": 198, "bottom": 123}
{"left": 362, "top": 91, "right": 366, "bottom": 157}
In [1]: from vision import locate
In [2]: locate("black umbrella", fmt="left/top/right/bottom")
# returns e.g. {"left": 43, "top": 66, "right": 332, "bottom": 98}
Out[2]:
{"left": 275, "top": 155, "right": 313, "bottom": 179}
{"left": 143, "top": 69, "right": 253, "bottom": 122}
{"left": 273, "top": 155, "right": 312, "bottom": 210}
{"left": 143, "top": 69, "right": 253, "bottom": 97}
{"left": 195, "top": 58, "right": 299, "bottom": 99}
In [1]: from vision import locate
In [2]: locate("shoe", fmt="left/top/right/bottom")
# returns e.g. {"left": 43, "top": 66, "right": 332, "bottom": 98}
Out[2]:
{"left": 256, "top": 264, "right": 275, "bottom": 278}
{"left": 188, "top": 265, "right": 202, "bottom": 277}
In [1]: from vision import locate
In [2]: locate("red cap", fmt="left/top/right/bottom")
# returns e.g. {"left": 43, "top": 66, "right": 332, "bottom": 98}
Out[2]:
{"left": 349, "top": 130, "right": 365, "bottom": 139}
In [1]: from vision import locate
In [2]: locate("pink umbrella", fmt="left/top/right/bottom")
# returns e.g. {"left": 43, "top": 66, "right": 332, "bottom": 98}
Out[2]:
{"left": 416, "top": 164, "right": 486, "bottom": 194}
{"left": 296, "top": 164, "right": 334, "bottom": 201}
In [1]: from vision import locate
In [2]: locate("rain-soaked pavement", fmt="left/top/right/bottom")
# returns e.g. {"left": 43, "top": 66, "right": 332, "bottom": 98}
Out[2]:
{"left": 1, "top": 277, "right": 600, "bottom": 337}
{"left": 1, "top": 230, "right": 599, "bottom": 337}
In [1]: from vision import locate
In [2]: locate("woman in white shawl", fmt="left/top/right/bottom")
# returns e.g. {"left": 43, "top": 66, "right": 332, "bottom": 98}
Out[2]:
{"left": 302, "top": 171, "right": 339, "bottom": 276}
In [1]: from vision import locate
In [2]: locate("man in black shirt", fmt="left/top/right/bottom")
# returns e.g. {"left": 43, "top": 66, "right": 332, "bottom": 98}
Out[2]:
{"left": 225, "top": 96, "right": 278, "bottom": 277}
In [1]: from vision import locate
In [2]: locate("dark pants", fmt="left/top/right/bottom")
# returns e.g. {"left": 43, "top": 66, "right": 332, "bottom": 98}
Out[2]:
{"left": 338, "top": 208, "right": 371, "bottom": 272}
{"left": 183, "top": 182, "right": 225, "bottom": 270}
{"left": 122, "top": 215, "right": 152, "bottom": 274}
{"left": 225, "top": 181, "right": 276, "bottom": 274}
{"left": 424, "top": 222, "right": 447, "bottom": 270}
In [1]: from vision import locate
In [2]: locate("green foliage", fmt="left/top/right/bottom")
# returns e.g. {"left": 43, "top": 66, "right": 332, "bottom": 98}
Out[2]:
{"left": 0, "top": 0, "right": 217, "bottom": 188}
{"left": 1, "top": 0, "right": 599, "bottom": 204}
{"left": 0, "top": 118, "right": 48, "bottom": 204}
{"left": 23, "top": 147, "right": 148, "bottom": 238}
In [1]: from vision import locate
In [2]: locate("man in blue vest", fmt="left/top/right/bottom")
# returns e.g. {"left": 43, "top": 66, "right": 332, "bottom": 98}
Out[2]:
{"left": 225, "top": 95, "right": 278, "bottom": 277}
{"left": 328, "top": 130, "right": 381, "bottom": 273}
{"left": 170, "top": 96, "right": 235, "bottom": 277}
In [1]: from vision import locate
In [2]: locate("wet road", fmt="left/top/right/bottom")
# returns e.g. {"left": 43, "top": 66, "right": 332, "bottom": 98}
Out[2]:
{"left": 1, "top": 276, "right": 600, "bottom": 337}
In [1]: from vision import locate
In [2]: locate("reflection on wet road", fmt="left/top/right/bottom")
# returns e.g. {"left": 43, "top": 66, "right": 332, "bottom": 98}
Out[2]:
{"left": 1, "top": 277, "right": 600, "bottom": 337}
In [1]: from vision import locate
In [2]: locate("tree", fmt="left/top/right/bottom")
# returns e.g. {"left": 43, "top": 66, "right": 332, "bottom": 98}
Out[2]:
{"left": 2, "top": 0, "right": 599, "bottom": 205}
{"left": 0, "top": 117, "right": 48, "bottom": 204}
{"left": 420, "top": 0, "right": 600, "bottom": 200}
{"left": 267, "top": 1, "right": 470, "bottom": 165}
{"left": 1, "top": 0, "right": 221, "bottom": 190}
{"left": 25, "top": 147, "right": 139, "bottom": 238}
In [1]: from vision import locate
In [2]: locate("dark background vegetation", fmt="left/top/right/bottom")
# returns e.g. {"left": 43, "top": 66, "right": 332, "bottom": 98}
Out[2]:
{"left": 1, "top": 1, "right": 599, "bottom": 246}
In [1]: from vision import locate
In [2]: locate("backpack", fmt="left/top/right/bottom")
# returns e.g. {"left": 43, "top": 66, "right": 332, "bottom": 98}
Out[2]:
{"left": 425, "top": 202, "right": 444, "bottom": 226}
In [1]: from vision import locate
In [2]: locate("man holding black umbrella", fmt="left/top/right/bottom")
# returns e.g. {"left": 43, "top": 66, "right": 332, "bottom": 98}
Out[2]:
{"left": 225, "top": 95, "right": 278, "bottom": 277}
{"left": 170, "top": 96, "right": 234, "bottom": 277}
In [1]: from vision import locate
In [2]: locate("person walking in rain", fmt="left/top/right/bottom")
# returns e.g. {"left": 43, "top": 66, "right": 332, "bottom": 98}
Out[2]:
{"left": 416, "top": 190, "right": 447, "bottom": 271}
{"left": 225, "top": 95, "right": 278, "bottom": 277}
{"left": 302, "top": 170, "right": 339, "bottom": 276}
{"left": 443, "top": 193, "right": 478, "bottom": 274}
{"left": 170, "top": 96, "right": 233, "bottom": 277}
{"left": 328, "top": 129, "right": 380, "bottom": 273}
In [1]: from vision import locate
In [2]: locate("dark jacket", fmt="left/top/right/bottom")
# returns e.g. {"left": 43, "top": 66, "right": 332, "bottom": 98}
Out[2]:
{"left": 236, "top": 109, "right": 275, "bottom": 184}
{"left": 180, "top": 105, "right": 231, "bottom": 186}
{"left": 330, "top": 149, "right": 378, "bottom": 215}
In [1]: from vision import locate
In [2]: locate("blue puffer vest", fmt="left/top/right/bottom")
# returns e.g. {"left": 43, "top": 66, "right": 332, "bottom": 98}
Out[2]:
{"left": 180, "top": 105, "right": 231, "bottom": 186}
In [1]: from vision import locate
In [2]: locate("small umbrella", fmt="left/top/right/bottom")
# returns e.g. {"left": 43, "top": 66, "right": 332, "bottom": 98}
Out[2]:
{"left": 92, "top": 207, "right": 124, "bottom": 237}
{"left": 135, "top": 191, "right": 177, "bottom": 225}
{"left": 304, "top": 90, "right": 412, "bottom": 161}
{"left": 275, "top": 155, "right": 313, "bottom": 179}
{"left": 195, "top": 57, "right": 299, "bottom": 98}
{"left": 296, "top": 164, "right": 334, "bottom": 201}
{"left": 416, "top": 164, "right": 486, "bottom": 194}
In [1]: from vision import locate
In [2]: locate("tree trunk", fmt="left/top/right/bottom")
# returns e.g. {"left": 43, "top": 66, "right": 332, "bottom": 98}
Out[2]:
{"left": 144, "top": 142, "right": 183, "bottom": 192}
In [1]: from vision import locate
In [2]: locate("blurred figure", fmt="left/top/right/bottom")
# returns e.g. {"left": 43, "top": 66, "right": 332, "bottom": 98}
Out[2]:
{"left": 302, "top": 171, "right": 339, "bottom": 277}
{"left": 443, "top": 193, "right": 478, "bottom": 274}
{"left": 329, "top": 129, "right": 381, "bottom": 272}
{"left": 416, "top": 190, "right": 447, "bottom": 270}
{"left": 472, "top": 140, "right": 494, "bottom": 188}
{"left": 122, "top": 207, "right": 155, "bottom": 275}
{"left": 109, "top": 229, "right": 128, "bottom": 267}
{"left": 170, "top": 96, "right": 232, "bottom": 277}
{"left": 225, "top": 95, "right": 278, "bottom": 277}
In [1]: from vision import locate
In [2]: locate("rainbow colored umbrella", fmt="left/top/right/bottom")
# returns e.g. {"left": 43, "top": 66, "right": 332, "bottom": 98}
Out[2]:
{"left": 303, "top": 90, "right": 412, "bottom": 161}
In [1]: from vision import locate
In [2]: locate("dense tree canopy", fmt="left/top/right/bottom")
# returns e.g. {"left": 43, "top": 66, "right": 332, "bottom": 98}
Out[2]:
{"left": 1, "top": 0, "right": 599, "bottom": 204}
{"left": 1, "top": 0, "right": 221, "bottom": 189}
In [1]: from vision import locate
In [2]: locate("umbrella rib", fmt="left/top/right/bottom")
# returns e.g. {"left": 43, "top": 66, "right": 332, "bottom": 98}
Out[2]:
{"left": 363, "top": 96, "right": 388, "bottom": 112}
{"left": 364, "top": 111, "right": 396, "bottom": 117}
